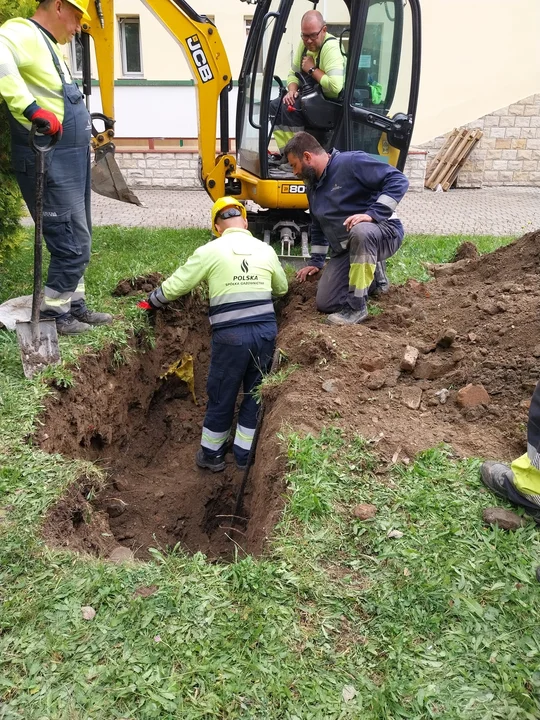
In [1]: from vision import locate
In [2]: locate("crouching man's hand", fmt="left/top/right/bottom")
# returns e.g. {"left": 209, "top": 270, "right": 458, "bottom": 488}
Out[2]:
{"left": 296, "top": 265, "right": 320, "bottom": 282}
{"left": 343, "top": 214, "right": 373, "bottom": 232}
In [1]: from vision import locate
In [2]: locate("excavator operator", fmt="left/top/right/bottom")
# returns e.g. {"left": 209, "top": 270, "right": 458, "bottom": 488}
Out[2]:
{"left": 140, "top": 197, "right": 289, "bottom": 473}
{"left": 0, "top": 0, "right": 112, "bottom": 334}
{"left": 269, "top": 10, "right": 345, "bottom": 161}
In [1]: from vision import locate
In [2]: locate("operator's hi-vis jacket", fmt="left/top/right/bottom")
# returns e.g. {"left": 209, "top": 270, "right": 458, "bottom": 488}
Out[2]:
{"left": 0, "top": 18, "right": 71, "bottom": 128}
{"left": 152, "top": 228, "right": 289, "bottom": 329}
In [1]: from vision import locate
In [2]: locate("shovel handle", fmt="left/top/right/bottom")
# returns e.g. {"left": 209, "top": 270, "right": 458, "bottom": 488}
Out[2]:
{"left": 29, "top": 123, "right": 59, "bottom": 326}
{"left": 29, "top": 124, "right": 60, "bottom": 155}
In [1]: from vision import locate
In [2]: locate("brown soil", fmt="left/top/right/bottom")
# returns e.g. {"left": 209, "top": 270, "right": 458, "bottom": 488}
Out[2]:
{"left": 39, "top": 232, "right": 540, "bottom": 561}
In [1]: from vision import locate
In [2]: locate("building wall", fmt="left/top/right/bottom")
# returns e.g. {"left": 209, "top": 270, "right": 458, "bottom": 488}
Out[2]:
{"left": 423, "top": 94, "right": 540, "bottom": 188}
{"left": 415, "top": 0, "right": 540, "bottom": 145}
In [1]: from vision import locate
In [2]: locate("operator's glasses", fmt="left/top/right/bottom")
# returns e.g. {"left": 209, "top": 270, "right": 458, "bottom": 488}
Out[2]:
{"left": 300, "top": 27, "right": 325, "bottom": 41}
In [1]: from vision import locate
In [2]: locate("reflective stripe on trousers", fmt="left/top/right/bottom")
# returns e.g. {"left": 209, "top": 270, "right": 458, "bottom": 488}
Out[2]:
{"left": 315, "top": 220, "right": 403, "bottom": 313}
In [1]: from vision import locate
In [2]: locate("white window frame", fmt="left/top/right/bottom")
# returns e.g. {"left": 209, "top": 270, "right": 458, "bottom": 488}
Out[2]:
{"left": 118, "top": 16, "right": 143, "bottom": 77}
{"left": 69, "top": 36, "right": 83, "bottom": 78}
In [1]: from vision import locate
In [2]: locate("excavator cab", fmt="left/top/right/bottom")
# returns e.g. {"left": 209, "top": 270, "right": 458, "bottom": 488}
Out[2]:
{"left": 232, "top": 0, "right": 421, "bottom": 258}
{"left": 236, "top": 0, "right": 420, "bottom": 176}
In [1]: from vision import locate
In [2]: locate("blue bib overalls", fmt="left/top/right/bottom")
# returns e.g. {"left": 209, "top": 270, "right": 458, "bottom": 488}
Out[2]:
{"left": 8, "top": 29, "right": 92, "bottom": 319}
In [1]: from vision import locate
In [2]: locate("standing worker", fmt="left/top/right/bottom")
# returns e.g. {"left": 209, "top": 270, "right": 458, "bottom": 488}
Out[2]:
{"left": 141, "top": 197, "right": 288, "bottom": 472}
{"left": 284, "top": 132, "right": 409, "bottom": 325}
{"left": 269, "top": 10, "right": 345, "bottom": 158}
{"left": 0, "top": 0, "right": 112, "bottom": 334}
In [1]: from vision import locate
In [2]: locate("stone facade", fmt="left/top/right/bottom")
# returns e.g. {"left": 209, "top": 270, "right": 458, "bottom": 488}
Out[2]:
{"left": 117, "top": 148, "right": 427, "bottom": 192}
{"left": 115, "top": 151, "right": 202, "bottom": 189}
{"left": 422, "top": 93, "right": 540, "bottom": 188}
{"left": 403, "top": 150, "right": 427, "bottom": 193}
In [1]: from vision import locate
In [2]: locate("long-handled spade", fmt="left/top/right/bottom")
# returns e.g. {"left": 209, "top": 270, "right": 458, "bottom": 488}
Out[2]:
{"left": 16, "top": 126, "right": 61, "bottom": 379}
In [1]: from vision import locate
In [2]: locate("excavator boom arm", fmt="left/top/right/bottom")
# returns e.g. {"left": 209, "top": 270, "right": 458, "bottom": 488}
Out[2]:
{"left": 82, "top": 0, "right": 231, "bottom": 187}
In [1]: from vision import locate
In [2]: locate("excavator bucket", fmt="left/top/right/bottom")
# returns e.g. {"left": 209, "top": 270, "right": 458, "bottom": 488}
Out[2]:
{"left": 91, "top": 149, "right": 143, "bottom": 206}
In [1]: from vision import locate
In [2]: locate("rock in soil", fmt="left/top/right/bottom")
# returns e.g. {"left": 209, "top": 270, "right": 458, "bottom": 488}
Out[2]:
{"left": 322, "top": 379, "right": 338, "bottom": 393}
{"left": 105, "top": 498, "right": 127, "bottom": 518}
{"left": 401, "top": 387, "right": 423, "bottom": 410}
{"left": 482, "top": 507, "right": 526, "bottom": 531}
{"left": 456, "top": 383, "right": 490, "bottom": 408}
{"left": 400, "top": 345, "right": 419, "bottom": 372}
{"left": 352, "top": 503, "right": 377, "bottom": 520}
{"left": 436, "top": 327, "right": 457, "bottom": 348}
{"left": 109, "top": 546, "right": 135, "bottom": 563}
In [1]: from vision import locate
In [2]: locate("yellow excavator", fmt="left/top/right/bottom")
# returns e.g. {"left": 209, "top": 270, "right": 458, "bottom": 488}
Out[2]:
{"left": 81, "top": 0, "right": 421, "bottom": 259}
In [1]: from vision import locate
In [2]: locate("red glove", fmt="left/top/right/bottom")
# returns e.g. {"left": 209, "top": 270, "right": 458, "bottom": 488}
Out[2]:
{"left": 137, "top": 300, "right": 153, "bottom": 310}
{"left": 30, "top": 108, "right": 62, "bottom": 136}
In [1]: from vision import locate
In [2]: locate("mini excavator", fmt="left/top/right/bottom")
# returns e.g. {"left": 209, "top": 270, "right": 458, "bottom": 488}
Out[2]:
{"left": 80, "top": 0, "right": 421, "bottom": 261}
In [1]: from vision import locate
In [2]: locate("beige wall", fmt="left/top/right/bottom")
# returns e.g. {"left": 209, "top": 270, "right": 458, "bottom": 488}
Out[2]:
{"left": 415, "top": 0, "right": 540, "bottom": 144}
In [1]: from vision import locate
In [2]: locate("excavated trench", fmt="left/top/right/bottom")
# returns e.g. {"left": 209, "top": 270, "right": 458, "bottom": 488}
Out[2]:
{"left": 39, "top": 233, "right": 540, "bottom": 561}
{"left": 40, "top": 288, "right": 287, "bottom": 561}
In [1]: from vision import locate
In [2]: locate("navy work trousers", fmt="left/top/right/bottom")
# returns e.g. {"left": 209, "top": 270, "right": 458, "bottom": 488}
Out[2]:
{"left": 201, "top": 322, "right": 277, "bottom": 467}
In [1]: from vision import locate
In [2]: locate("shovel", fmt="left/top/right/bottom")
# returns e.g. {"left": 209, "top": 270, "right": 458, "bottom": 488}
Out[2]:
{"left": 16, "top": 126, "right": 61, "bottom": 379}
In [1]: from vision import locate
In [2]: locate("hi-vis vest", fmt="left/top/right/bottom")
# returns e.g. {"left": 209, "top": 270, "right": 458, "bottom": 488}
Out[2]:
{"left": 0, "top": 18, "right": 70, "bottom": 128}
{"left": 159, "top": 228, "right": 288, "bottom": 329}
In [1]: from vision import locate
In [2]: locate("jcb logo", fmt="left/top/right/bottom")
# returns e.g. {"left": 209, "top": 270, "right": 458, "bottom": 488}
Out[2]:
{"left": 187, "top": 35, "right": 213, "bottom": 83}
{"left": 281, "top": 184, "right": 306, "bottom": 194}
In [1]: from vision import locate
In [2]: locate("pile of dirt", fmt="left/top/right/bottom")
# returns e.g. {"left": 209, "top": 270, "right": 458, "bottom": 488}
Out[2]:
{"left": 38, "top": 232, "right": 540, "bottom": 560}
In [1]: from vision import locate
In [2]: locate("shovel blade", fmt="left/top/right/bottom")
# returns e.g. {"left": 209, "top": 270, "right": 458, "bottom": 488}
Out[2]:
{"left": 16, "top": 319, "right": 61, "bottom": 379}
{"left": 91, "top": 153, "right": 143, "bottom": 206}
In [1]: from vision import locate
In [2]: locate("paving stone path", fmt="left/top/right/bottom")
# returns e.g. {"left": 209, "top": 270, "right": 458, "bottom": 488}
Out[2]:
{"left": 23, "top": 186, "right": 540, "bottom": 236}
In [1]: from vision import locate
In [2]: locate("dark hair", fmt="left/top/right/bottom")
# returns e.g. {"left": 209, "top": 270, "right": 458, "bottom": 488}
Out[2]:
{"left": 283, "top": 131, "right": 325, "bottom": 159}
{"left": 38, "top": 0, "right": 57, "bottom": 7}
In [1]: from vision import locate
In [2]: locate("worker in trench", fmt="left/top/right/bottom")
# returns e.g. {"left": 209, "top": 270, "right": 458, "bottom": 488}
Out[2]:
{"left": 0, "top": 0, "right": 112, "bottom": 334}
{"left": 285, "top": 131, "right": 409, "bottom": 325}
{"left": 481, "top": 381, "right": 540, "bottom": 526}
{"left": 139, "top": 197, "right": 288, "bottom": 473}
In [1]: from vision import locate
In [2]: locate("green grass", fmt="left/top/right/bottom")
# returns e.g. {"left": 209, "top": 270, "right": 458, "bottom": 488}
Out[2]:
{"left": 1, "top": 228, "right": 538, "bottom": 718}
{"left": 387, "top": 234, "right": 515, "bottom": 285}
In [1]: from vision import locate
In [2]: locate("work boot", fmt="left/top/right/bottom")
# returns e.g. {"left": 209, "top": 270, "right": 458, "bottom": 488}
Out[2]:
{"left": 195, "top": 448, "right": 225, "bottom": 473}
{"left": 326, "top": 305, "right": 368, "bottom": 326}
{"left": 480, "top": 461, "right": 514, "bottom": 501}
{"left": 55, "top": 314, "right": 92, "bottom": 335}
{"left": 72, "top": 307, "right": 113, "bottom": 326}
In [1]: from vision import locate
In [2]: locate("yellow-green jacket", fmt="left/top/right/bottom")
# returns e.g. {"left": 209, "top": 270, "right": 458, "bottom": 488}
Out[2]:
{"left": 287, "top": 34, "right": 345, "bottom": 99}
{"left": 152, "top": 228, "right": 288, "bottom": 329}
{"left": 0, "top": 18, "right": 69, "bottom": 128}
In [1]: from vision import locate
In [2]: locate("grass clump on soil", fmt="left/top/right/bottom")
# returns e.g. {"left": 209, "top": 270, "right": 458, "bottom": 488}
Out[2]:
{"left": 1, "top": 429, "right": 539, "bottom": 718}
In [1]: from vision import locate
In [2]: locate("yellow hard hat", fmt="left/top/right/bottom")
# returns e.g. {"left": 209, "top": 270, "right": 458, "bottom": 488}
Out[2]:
{"left": 67, "top": 0, "right": 92, "bottom": 23}
{"left": 211, "top": 196, "right": 247, "bottom": 236}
